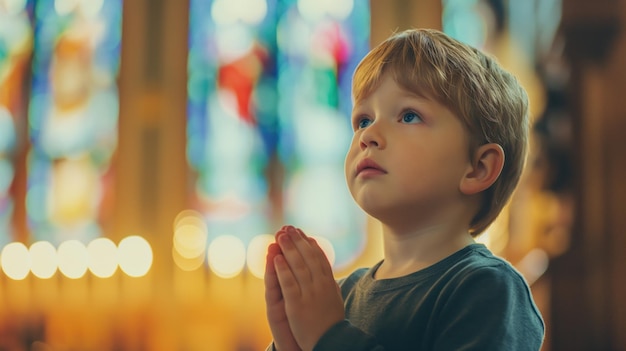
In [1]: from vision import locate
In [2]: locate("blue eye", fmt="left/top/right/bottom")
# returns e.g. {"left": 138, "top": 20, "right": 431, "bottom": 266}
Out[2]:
{"left": 357, "top": 118, "right": 372, "bottom": 129}
{"left": 401, "top": 111, "right": 422, "bottom": 124}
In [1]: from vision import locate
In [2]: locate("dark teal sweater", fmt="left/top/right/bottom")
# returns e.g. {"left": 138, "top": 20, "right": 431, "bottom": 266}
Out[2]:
{"left": 315, "top": 244, "right": 544, "bottom": 351}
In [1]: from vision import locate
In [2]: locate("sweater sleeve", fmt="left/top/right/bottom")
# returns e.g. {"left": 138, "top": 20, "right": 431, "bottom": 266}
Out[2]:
{"left": 313, "top": 320, "right": 385, "bottom": 351}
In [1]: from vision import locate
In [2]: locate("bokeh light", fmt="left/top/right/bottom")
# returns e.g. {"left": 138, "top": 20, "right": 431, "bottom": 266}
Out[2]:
{"left": 173, "top": 210, "right": 208, "bottom": 271}
{"left": 57, "top": 240, "right": 89, "bottom": 279}
{"left": 174, "top": 210, "right": 208, "bottom": 259}
{"left": 173, "top": 221, "right": 208, "bottom": 259}
{"left": 3, "top": 0, "right": 27, "bottom": 15}
{"left": 211, "top": 0, "right": 267, "bottom": 26}
{"left": 208, "top": 235, "right": 246, "bottom": 278}
{"left": 246, "top": 234, "right": 273, "bottom": 279}
{"left": 29, "top": 241, "right": 58, "bottom": 279}
{"left": 312, "top": 235, "right": 336, "bottom": 267}
{"left": 173, "top": 209, "right": 207, "bottom": 229}
{"left": 297, "top": 0, "right": 354, "bottom": 22}
{"left": 54, "top": 0, "right": 104, "bottom": 17}
{"left": 118, "top": 235, "right": 153, "bottom": 277}
{"left": 87, "top": 237, "right": 118, "bottom": 278}
{"left": 172, "top": 247, "right": 205, "bottom": 272}
{"left": 1, "top": 242, "right": 31, "bottom": 280}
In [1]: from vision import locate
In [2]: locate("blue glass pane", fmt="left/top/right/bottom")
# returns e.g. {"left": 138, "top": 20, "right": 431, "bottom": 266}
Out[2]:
{"left": 187, "top": 0, "right": 370, "bottom": 268}
{"left": 0, "top": 0, "right": 34, "bottom": 244}
{"left": 27, "top": 0, "right": 122, "bottom": 244}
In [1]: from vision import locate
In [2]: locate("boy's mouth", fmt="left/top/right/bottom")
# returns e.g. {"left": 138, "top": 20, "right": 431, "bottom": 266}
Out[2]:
{"left": 356, "top": 158, "right": 387, "bottom": 176}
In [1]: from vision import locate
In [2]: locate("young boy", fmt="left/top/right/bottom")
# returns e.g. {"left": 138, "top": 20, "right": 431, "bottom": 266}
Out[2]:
{"left": 264, "top": 28, "right": 545, "bottom": 351}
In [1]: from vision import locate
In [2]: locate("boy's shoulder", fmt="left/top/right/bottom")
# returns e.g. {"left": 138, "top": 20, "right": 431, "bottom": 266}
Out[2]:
{"left": 444, "top": 244, "right": 528, "bottom": 283}
{"left": 337, "top": 244, "right": 533, "bottom": 296}
{"left": 435, "top": 244, "right": 533, "bottom": 294}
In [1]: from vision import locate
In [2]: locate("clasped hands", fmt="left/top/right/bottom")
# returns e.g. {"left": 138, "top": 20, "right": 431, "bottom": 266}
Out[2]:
{"left": 264, "top": 225, "right": 345, "bottom": 351}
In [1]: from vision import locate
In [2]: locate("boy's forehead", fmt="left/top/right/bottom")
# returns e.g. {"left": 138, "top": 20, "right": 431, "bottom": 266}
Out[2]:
{"left": 353, "top": 74, "right": 434, "bottom": 105}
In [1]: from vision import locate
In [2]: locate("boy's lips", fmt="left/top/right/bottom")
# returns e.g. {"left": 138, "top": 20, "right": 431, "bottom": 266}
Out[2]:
{"left": 356, "top": 158, "right": 387, "bottom": 177}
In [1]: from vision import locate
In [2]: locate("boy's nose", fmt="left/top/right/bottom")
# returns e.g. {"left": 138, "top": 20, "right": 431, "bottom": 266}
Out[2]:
{"left": 359, "top": 124, "right": 385, "bottom": 150}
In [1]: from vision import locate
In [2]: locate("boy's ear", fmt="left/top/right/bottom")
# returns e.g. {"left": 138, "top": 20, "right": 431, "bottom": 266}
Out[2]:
{"left": 459, "top": 143, "right": 505, "bottom": 195}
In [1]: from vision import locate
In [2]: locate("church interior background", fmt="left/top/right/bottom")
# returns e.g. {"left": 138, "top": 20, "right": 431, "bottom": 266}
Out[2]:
{"left": 1, "top": 0, "right": 626, "bottom": 350}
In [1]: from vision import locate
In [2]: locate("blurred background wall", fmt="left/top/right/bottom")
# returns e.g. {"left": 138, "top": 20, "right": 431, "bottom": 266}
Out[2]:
{"left": 0, "top": 0, "right": 625, "bottom": 350}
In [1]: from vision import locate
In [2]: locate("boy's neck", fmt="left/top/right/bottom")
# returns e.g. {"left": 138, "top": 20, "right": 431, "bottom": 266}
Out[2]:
{"left": 375, "top": 223, "right": 475, "bottom": 280}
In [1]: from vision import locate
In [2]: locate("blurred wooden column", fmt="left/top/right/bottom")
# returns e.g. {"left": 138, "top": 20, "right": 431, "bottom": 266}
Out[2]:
{"left": 550, "top": 0, "right": 626, "bottom": 350}
{"left": 115, "top": 0, "right": 189, "bottom": 288}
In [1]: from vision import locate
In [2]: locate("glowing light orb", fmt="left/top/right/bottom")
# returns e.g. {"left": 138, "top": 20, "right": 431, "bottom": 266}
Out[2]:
{"left": 87, "top": 237, "right": 118, "bottom": 278}
{"left": 118, "top": 236, "right": 153, "bottom": 277}
{"left": 29, "top": 241, "right": 58, "bottom": 279}
{"left": 208, "top": 235, "right": 246, "bottom": 278}
{"left": 246, "top": 234, "right": 274, "bottom": 279}
{"left": 1, "top": 242, "right": 30, "bottom": 280}
{"left": 58, "top": 240, "right": 89, "bottom": 279}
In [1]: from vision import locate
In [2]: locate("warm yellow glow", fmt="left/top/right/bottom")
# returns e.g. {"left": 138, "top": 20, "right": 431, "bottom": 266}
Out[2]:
{"left": 118, "top": 236, "right": 153, "bottom": 277}
{"left": 173, "top": 209, "right": 206, "bottom": 230}
{"left": 208, "top": 235, "right": 246, "bottom": 279}
{"left": 173, "top": 223, "right": 208, "bottom": 259}
{"left": 1, "top": 242, "right": 30, "bottom": 280}
{"left": 173, "top": 210, "right": 208, "bottom": 260}
{"left": 57, "top": 240, "right": 89, "bottom": 279}
{"left": 517, "top": 248, "right": 550, "bottom": 286}
{"left": 476, "top": 211, "right": 509, "bottom": 255}
{"left": 87, "top": 238, "right": 118, "bottom": 278}
{"left": 172, "top": 247, "right": 205, "bottom": 272}
{"left": 246, "top": 234, "right": 274, "bottom": 279}
{"left": 29, "top": 241, "right": 58, "bottom": 279}
{"left": 312, "top": 236, "right": 336, "bottom": 267}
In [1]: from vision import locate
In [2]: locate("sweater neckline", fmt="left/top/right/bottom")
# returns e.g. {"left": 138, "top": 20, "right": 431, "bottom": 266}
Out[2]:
{"left": 362, "top": 243, "right": 487, "bottom": 292}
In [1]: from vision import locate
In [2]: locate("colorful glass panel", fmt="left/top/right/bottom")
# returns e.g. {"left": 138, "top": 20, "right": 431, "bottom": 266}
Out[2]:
{"left": 0, "top": 0, "right": 34, "bottom": 245}
{"left": 27, "top": 0, "right": 122, "bottom": 244}
{"left": 187, "top": 0, "right": 370, "bottom": 268}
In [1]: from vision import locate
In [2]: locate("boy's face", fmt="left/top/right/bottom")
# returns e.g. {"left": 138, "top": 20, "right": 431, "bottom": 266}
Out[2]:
{"left": 345, "top": 74, "right": 473, "bottom": 228}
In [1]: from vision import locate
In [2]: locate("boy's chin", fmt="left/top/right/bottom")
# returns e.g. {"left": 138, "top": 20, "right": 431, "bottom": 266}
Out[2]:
{"left": 358, "top": 204, "right": 398, "bottom": 224}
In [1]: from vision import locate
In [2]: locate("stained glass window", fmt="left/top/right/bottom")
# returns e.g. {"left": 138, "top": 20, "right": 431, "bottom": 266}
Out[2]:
{"left": 187, "top": 0, "right": 370, "bottom": 269}
{"left": 0, "top": 0, "right": 33, "bottom": 245}
{"left": 27, "top": 0, "right": 122, "bottom": 244}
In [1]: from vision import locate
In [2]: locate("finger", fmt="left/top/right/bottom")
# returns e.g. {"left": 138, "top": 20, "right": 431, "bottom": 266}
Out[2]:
{"left": 304, "top": 234, "right": 335, "bottom": 277}
{"left": 275, "top": 225, "right": 292, "bottom": 240}
{"left": 289, "top": 228, "right": 318, "bottom": 264}
{"left": 277, "top": 231, "right": 312, "bottom": 287}
{"left": 291, "top": 228, "right": 332, "bottom": 278}
{"left": 266, "top": 242, "right": 283, "bottom": 276}
{"left": 265, "top": 243, "right": 283, "bottom": 302}
{"left": 274, "top": 253, "right": 302, "bottom": 299}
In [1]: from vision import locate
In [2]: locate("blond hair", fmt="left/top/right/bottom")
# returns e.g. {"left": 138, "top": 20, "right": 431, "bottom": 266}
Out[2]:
{"left": 352, "top": 28, "right": 529, "bottom": 236}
